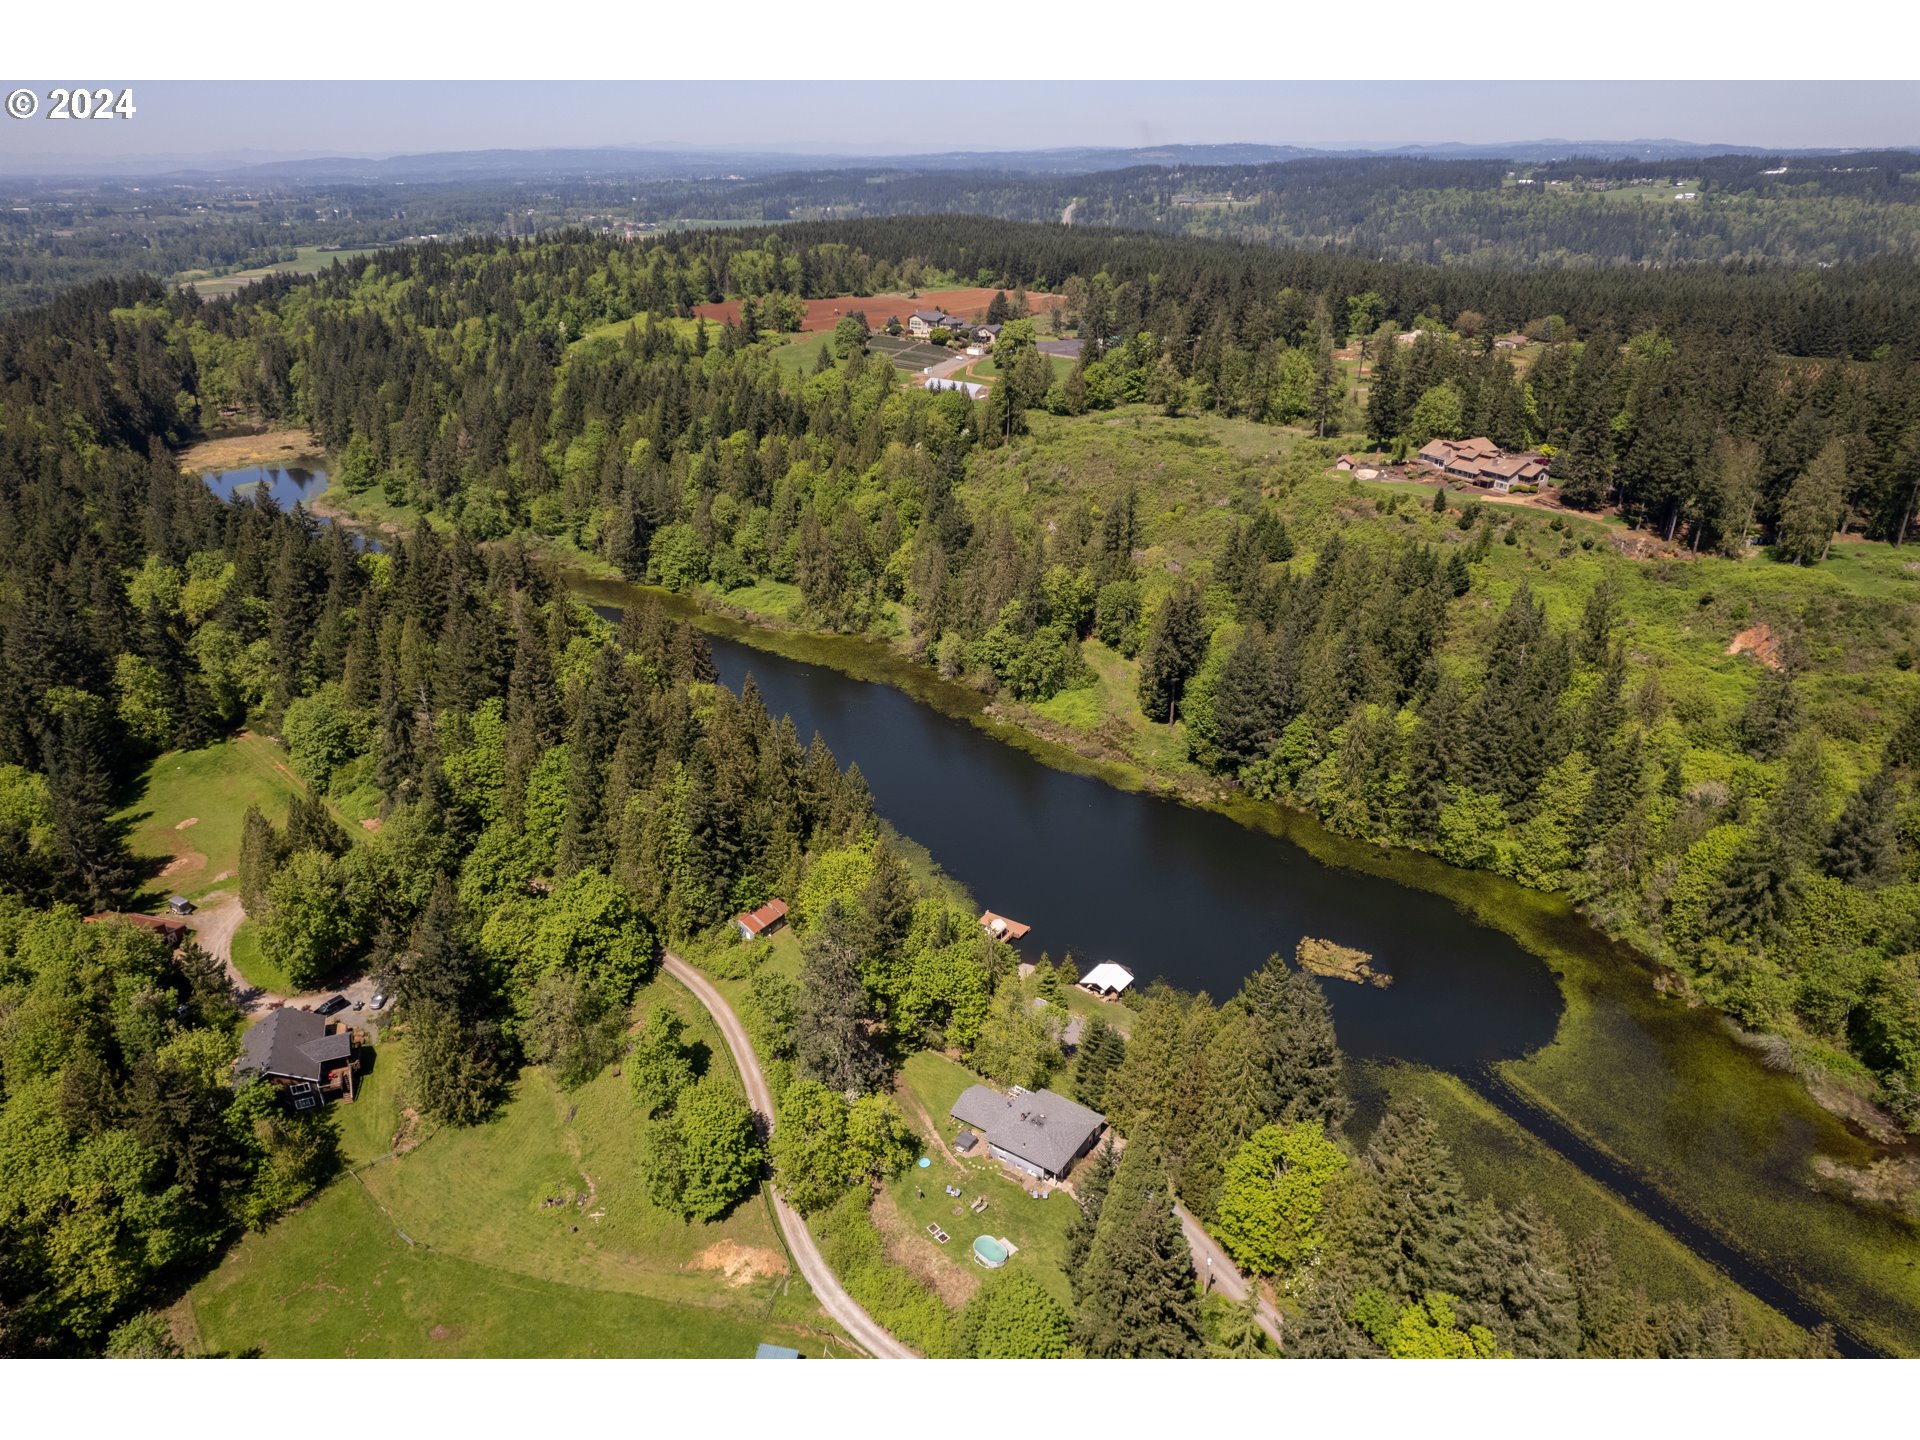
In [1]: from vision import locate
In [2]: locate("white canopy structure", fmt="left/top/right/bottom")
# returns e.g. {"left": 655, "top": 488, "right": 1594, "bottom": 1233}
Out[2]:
{"left": 1077, "top": 962, "right": 1135, "bottom": 996}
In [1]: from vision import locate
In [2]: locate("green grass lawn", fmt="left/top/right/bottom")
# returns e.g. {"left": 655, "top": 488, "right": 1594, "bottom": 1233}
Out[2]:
{"left": 568, "top": 310, "right": 706, "bottom": 349}
{"left": 1060, "top": 982, "right": 1134, "bottom": 1040}
{"left": 120, "top": 735, "right": 311, "bottom": 905}
{"left": 227, "top": 920, "right": 295, "bottom": 995}
{"left": 769, "top": 333, "right": 837, "bottom": 377}
{"left": 966, "top": 352, "right": 1073, "bottom": 383}
{"left": 710, "top": 577, "right": 804, "bottom": 621}
{"left": 186, "top": 983, "right": 847, "bottom": 1357}
{"left": 900, "top": 1051, "right": 977, "bottom": 1127}
{"left": 890, "top": 1052, "right": 1079, "bottom": 1308}
{"left": 1022, "top": 636, "right": 1200, "bottom": 780}
{"left": 183, "top": 1178, "right": 800, "bottom": 1358}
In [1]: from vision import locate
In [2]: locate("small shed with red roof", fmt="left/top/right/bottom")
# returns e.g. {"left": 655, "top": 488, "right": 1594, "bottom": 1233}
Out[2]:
{"left": 735, "top": 898, "right": 789, "bottom": 941}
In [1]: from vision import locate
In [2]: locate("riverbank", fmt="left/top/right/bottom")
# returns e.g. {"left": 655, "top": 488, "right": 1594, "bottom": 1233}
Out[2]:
{"left": 563, "top": 565, "right": 1920, "bottom": 1356}
{"left": 250, "top": 456, "right": 1920, "bottom": 1353}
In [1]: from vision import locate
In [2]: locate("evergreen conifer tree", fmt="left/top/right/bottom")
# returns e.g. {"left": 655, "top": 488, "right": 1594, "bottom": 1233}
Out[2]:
{"left": 1072, "top": 1143, "right": 1204, "bottom": 1358}
{"left": 1820, "top": 765, "right": 1901, "bottom": 886}
{"left": 1347, "top": 1099, "right": 1467, "bottom": 1302}
{"left": 1136, "top": 584, "right": 1208, "bottom": 724}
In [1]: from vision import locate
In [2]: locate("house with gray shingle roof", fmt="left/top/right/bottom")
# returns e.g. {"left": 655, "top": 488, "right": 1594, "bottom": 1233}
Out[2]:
{"left": 237, "top": 1007, "right": 357, "bottom": 1106}
{"left": 950, "top": 1084, "right": 1106, "bottom": 1181}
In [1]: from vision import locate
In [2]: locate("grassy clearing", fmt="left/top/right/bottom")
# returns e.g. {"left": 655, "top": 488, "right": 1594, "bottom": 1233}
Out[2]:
{"left": 767, "top": 333, "right": 836, "bottom": 378}
{"left": 711, "top": 577, "right": 804, "bottom": 622}
{"left": 176, "top": 246, "right": 378, "bottom": 298}
{"left": 182, "top": 1178, "right": 803, "bottom": 1358}
{"left": 187, "top": 978, "right": 847, "bottom": 1357}
{"left": 568, "top": 311, "right": 706, "bottom": 349}
{"left": 890, "top": 1052, "right": 1079, "bottom": 1308}
{"left": 1060, "top": 983, "right": 1134, "bottom": 1040}
{"left": 966, "top": 353, "right": 1074, "bottom": 383}
{"left": 227, "top": 920, "right": 294, "bottom": 995}
{"left": 120, "top": 735, "right": 311, "bottom": 904}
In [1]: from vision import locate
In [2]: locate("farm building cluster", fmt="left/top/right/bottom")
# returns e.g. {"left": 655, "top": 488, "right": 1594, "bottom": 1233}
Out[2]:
{"left": 907, "top": 310, "right": 1002, "bottom": 346}
{"left": 1414, "top": 436, "right": 1551, "bottom": 493}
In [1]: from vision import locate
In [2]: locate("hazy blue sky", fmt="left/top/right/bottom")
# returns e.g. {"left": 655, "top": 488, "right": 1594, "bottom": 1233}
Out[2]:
{"left": 3, "top": 80, "right": 1915, "bottom": 163}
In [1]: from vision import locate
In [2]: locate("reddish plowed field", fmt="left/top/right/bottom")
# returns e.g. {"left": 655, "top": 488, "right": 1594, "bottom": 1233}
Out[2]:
{"left": 692, "top": 288, "right": 1062, "bottom": 333}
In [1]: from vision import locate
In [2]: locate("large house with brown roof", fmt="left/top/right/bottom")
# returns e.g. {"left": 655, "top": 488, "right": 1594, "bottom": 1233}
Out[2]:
{"left": 1416, "top": 436, "right": 1550, "bottom": 494}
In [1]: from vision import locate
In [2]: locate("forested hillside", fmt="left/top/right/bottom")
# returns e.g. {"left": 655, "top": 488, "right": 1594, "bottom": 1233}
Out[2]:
{"left": 0, "top": 276, "right": 1812, "bottom": 1361}
{"left": 2, "top": 223, "right": 1916, "bottom": 1355}
{"left": 40, "top": 221, "right": 1918, "bottom": 1127}
{"left": 5, "top": 146, "right": 1918, "bottom": 314}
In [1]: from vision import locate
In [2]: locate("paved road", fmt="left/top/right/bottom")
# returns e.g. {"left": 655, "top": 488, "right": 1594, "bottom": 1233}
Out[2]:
{"left": 1173, "top": 1199, "right": 1285, "bottom": 1350}
{"left": 916, "top": 348, "right": 978, "bottom": 385}
{"left": 661, "top": 952, "right": 916, "bottom": 1360}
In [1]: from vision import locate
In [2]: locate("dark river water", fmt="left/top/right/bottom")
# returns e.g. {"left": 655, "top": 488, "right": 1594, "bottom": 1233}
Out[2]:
{"left": 697, "top": 630, "right": 1564, "bottom": 1074}
{"left": 204, "top": 466, "right": 1907, "bottom": 1354}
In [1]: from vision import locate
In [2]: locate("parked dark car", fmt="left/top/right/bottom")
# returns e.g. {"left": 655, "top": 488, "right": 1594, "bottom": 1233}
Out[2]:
{"left": 315, "top": 994, "right": 350, "bottom": 1017}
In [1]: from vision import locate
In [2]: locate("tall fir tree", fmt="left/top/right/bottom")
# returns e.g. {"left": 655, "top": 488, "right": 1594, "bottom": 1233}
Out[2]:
{"left": 1346, "top": 1099, "right": 1467, "bottom": 1302}
{"left": 1072, "top": 1142, "right": 1204, "bottom": 1358}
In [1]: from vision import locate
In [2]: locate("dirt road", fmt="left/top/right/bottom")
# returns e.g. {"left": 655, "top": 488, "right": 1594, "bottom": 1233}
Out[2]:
{"left": 183, "top": 891, "right": 282, "bottom": 1014}
{"left": 183, "top": 890, "right": 380, "bottom": 1019}
{"left": 661, "top": 952, "right": 916, "bottom": 1360}
{"left": 1174, "top": 1198, "right": 1285, "bottom": 1350}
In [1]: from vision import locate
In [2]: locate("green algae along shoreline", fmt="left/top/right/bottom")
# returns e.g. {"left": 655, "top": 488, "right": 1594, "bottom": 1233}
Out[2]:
{"left": 565, "top": 566, "right": 1920, "bottom": 1356}
{"left": 227, "top": 460, "right": 1920, "bottom": 1353}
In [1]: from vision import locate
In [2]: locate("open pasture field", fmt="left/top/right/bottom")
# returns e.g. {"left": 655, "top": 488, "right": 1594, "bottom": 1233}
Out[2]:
{"left": 695, "top": 288, "right": 1062, "bottom": 333}
{"left": 175, "top": 245, "right": 379, "bottom": 298}
{"left": 119, "top": 734, "right": 314, "bottom": 905}
{"left": 182, "top": 982, "right": 847, "bottom": 1358}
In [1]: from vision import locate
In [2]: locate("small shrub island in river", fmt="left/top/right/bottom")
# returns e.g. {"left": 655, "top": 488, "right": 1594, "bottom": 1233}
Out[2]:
{"left": 1296, "top": 937, "right": 1393, "bottom": 988}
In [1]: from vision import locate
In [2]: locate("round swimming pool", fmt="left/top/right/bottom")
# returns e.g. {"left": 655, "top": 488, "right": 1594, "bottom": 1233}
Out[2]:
{"left": 972, "top": 1235, "right": 1009, "bottom": 1268}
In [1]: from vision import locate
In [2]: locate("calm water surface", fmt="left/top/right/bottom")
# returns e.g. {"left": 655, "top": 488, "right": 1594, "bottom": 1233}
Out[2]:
{"left": 203, "top": 463, "right": 385, "bottom": 551}
{"left": 692, "top": 627, "right": 1564, "bottom": 1074}
{"left": 201, "top": 463, "right": 330, "bottom": 508}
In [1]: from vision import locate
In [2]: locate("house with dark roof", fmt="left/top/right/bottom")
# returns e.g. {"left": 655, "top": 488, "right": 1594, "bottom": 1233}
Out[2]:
{"left": 950, "top": 1084, "right": 1106, "bottom": 1181}
{"left": 908, "top": 310, "right": 968, "bottom": 339}
{"left": 237, "top": 1007, "right": 358, "bottom": 1108}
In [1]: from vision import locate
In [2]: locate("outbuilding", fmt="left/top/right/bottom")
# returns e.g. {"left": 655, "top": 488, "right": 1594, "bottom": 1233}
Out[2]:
{"left": 734, "top": 898, "right": 789, "bottom": 941}
{"left": 1077, "top": 961, "right": 1135, "bottom": 997}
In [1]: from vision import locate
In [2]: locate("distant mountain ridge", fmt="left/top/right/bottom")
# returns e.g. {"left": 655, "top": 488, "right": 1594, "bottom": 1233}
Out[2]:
{"left": 7, "top": 138, "right": 1911, "bottom": 183}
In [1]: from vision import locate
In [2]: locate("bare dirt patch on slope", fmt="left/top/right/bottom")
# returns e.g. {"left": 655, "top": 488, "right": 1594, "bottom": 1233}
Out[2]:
{"left": 687, "top": 1240, "right": 788, "bottom": 1288}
